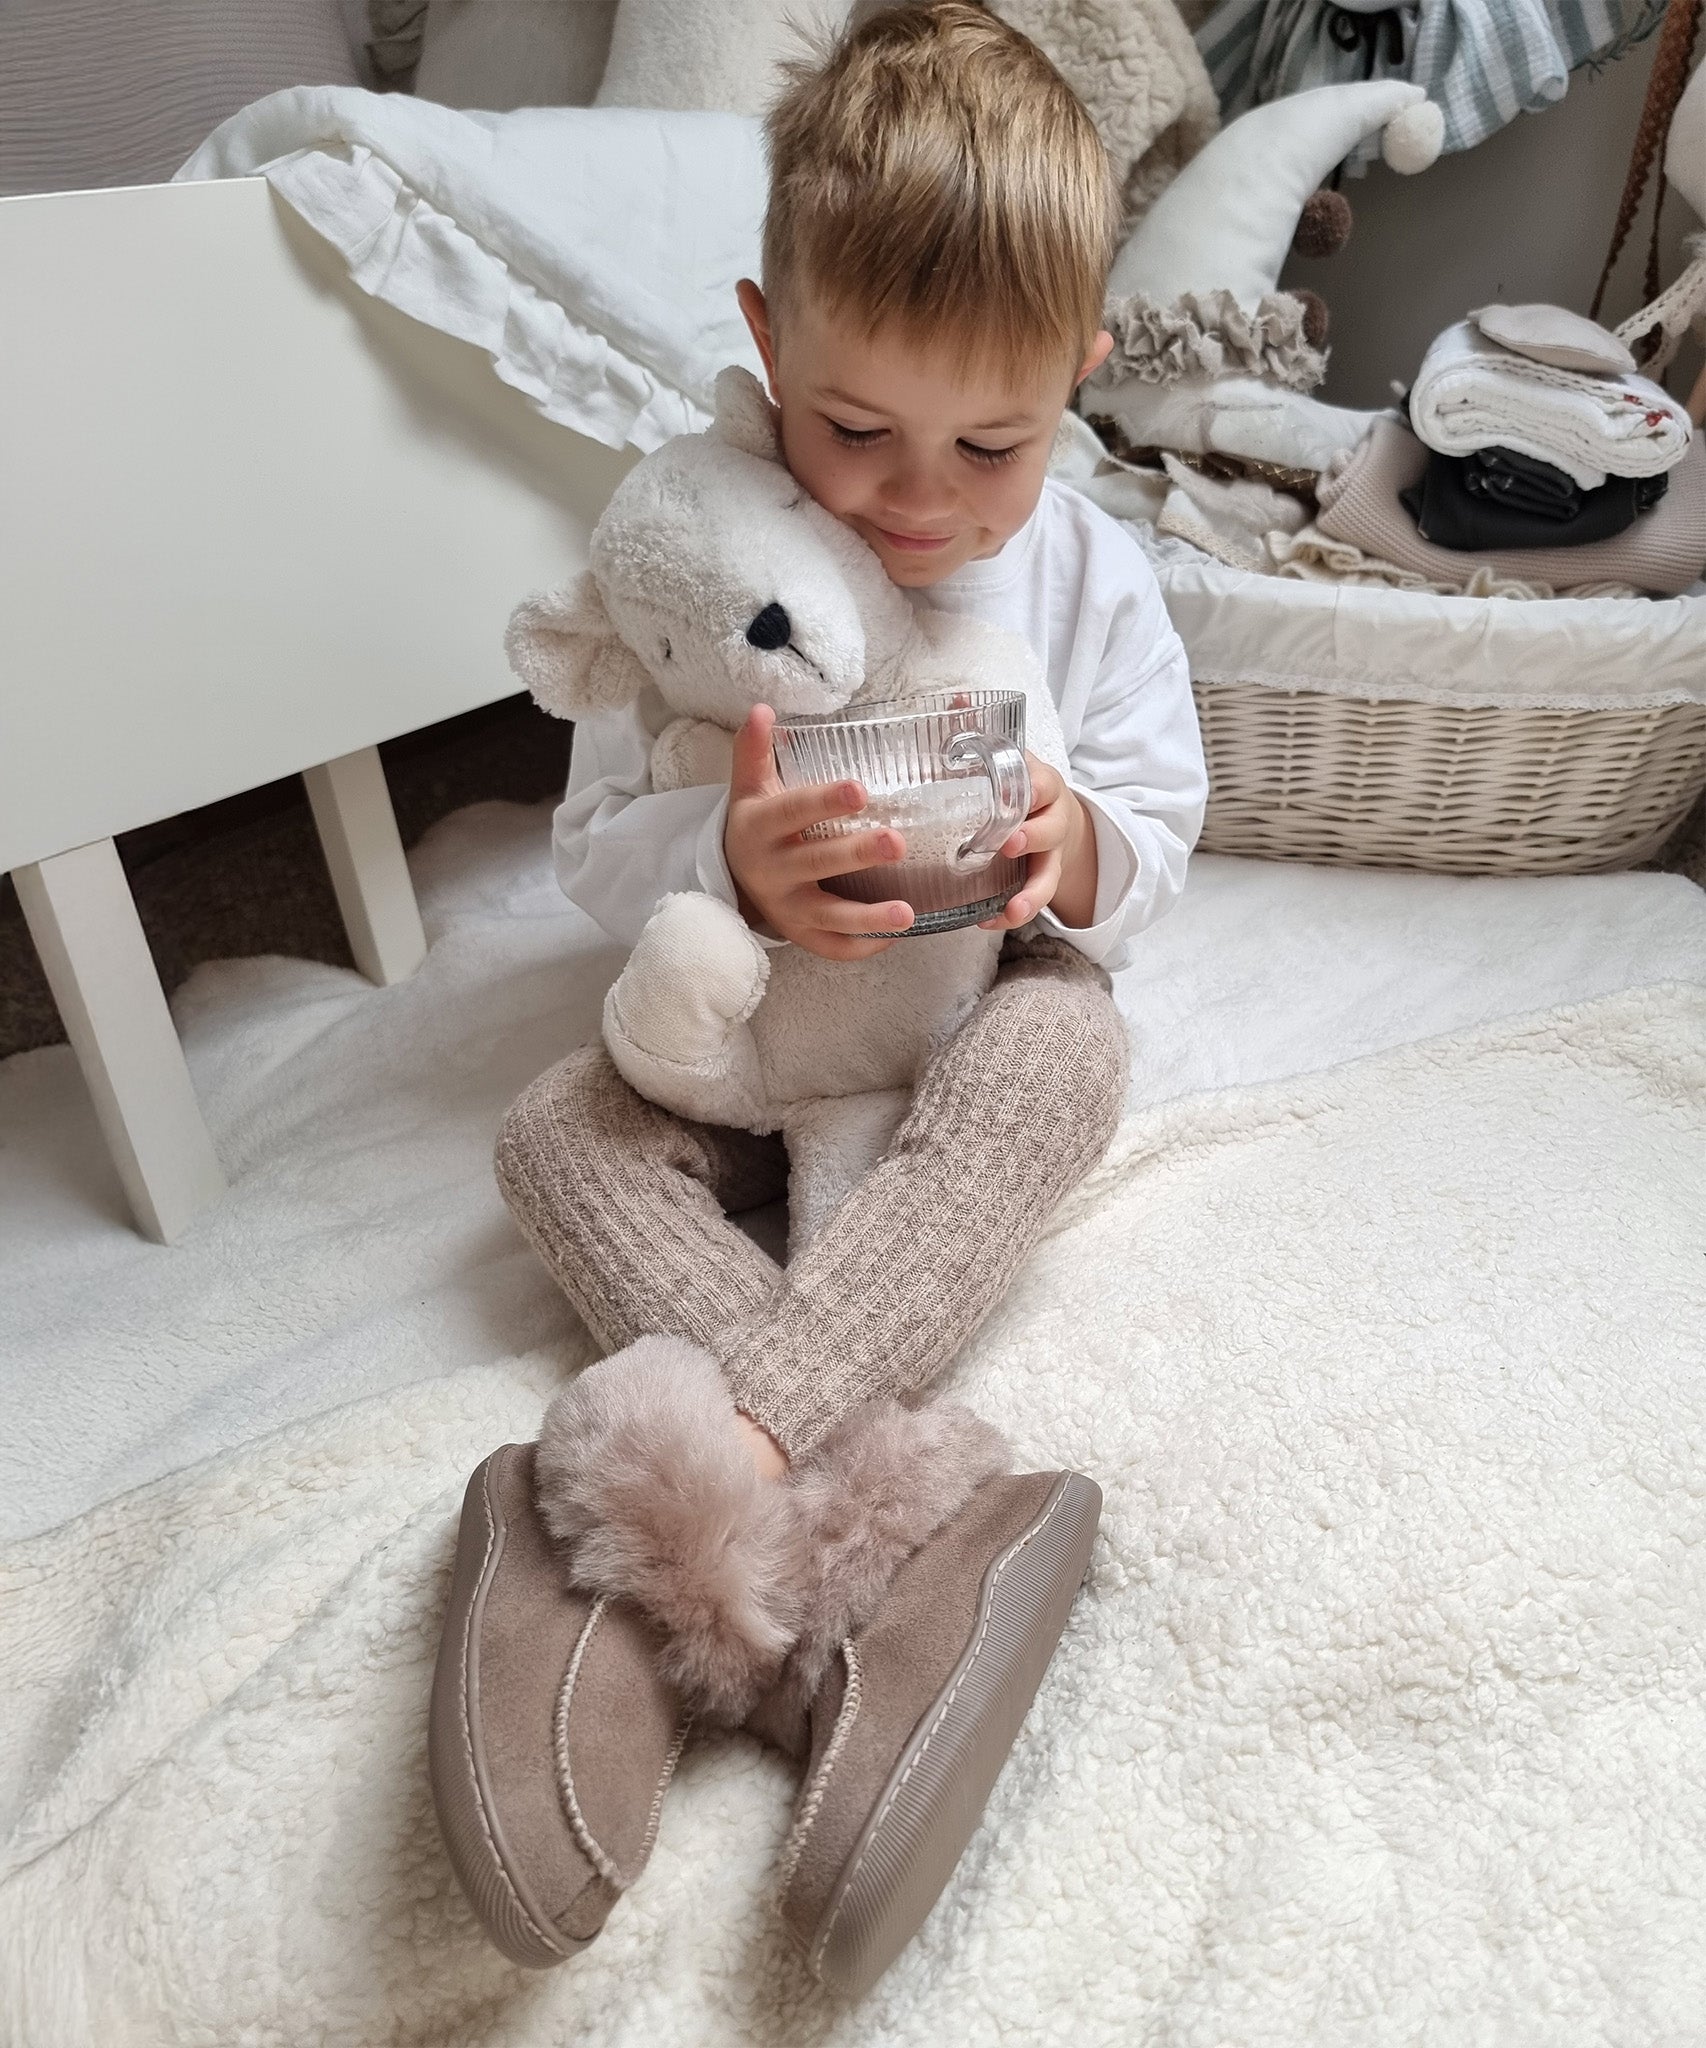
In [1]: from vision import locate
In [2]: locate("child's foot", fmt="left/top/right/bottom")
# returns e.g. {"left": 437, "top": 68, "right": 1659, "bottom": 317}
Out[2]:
{"left": 482, "top": 1338, "right": 1097, "bottom": 1995}
{"left": 428, "top": 1442, "right": 689, "bottom": 1965}
{"left": 767, "top": 1468, "right": 1102, "bottom": 1998}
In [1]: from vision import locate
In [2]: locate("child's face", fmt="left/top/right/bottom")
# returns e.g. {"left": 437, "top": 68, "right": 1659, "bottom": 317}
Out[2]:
{"left": 738, "top": 282, "right": 1111, "bottom": 588}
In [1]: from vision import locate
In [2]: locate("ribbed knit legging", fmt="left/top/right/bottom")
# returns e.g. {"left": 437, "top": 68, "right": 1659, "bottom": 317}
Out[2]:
{"left": 493, "top": 934, "right": 1128, "bottom": 1456}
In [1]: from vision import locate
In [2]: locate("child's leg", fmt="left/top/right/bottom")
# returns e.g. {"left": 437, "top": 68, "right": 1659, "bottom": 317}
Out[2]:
{"left": 459, "top": 942, "right": 1123, "bottom": 1984}
{"left": 714, "top": 933, "right": 1127, "bottom": 1455}
{"left": 495, "top": 939, "right": 1125, "bottom": 1458}
{"left": 493, "top": 1042, "right": 788, "bottom": 1358}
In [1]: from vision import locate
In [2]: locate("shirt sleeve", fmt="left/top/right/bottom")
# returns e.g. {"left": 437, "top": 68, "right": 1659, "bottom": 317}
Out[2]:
{"left": 1036, "top": 557, "right": 1207, "bottom": 974}
{"left": 550, "top": 700, "right": 752, "bottom": 951}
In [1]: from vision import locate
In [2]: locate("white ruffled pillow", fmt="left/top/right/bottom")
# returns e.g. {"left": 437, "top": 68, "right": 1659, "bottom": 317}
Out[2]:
{"left": 178, "top": 91, "right": 769, "bottom": 452}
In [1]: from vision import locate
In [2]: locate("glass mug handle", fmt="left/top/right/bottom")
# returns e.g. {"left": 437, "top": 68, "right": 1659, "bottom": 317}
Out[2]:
{"left": 942, "top": 732, "right": 1031, "bottom": 874}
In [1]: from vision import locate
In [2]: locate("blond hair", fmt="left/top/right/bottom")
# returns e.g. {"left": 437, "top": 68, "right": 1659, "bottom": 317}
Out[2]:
{"left": 762, "top": 2, "right": 1119, "bottom": 382}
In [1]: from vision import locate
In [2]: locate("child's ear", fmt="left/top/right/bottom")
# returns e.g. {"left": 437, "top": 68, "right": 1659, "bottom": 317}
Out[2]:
{"left": 504, "top": 575, "right": 649, "bottom": 718}
{"left": 709, "top": 366, "right": 783, "bottom": 463}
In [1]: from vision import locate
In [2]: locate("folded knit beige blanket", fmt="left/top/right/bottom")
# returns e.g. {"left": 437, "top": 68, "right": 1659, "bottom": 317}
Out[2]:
{"left": 1318, "top": 418, "right": 1706, "bottom": 597}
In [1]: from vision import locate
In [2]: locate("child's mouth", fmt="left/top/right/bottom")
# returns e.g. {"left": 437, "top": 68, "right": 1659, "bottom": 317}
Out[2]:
{"left": 874, "top": 526, "right": 954, "bottom": 553}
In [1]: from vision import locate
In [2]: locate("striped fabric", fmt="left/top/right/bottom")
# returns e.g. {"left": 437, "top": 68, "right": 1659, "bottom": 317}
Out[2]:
{"left": 0, "top": 0, "right": 360, "bottom": 198}
{"left": 1193, "top": 0, "right": 1670, "bottom": 168}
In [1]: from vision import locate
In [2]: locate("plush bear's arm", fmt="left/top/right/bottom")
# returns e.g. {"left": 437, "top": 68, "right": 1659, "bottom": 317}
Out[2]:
{"left": 652, "top": 717, "right": 738, "bottom": 794}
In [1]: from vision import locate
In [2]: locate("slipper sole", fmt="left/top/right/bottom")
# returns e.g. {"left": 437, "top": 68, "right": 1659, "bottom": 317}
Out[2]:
{"left": 801, "top": 1469, "right": 1102, "bottom": 1997}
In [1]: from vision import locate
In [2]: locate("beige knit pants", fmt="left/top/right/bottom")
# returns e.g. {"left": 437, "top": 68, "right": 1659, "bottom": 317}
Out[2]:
{"left": 494, "top": 934, "right": 1127, "bottom": 1455}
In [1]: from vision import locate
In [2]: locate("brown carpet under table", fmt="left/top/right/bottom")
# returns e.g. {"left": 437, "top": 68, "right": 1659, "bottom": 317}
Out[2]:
{"left": 0, "top": 695, "right": 571, "bottom": 1062}
{"left": 0, "top": 702, "right": 1699, "bottom": 1066}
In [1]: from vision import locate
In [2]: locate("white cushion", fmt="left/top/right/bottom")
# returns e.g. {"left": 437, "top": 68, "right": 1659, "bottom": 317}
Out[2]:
{"left": 1471, "top": 302, "right": 1637, "bottom": 377}
{"left": 178, "top": 89, "right": 768, "bottom": 452}
{"left": 595, "top": 0, "right": 849, "bottom": 117}
{"left": 1153, "top": 553, "right": 1706, "bottom": 713}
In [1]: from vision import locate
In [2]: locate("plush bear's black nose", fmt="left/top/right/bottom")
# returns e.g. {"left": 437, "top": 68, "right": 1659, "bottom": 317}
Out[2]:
{"left": 745, "top": 602, "right": 791, "bottom": 651}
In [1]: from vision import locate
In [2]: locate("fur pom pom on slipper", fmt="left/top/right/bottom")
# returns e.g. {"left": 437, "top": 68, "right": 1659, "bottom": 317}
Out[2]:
{"left": 535, "top": 1336, "right": 804, "bottom": 1722}
{"left": 535, "top": 1339, "right": 1011, "bottom": 1728}
{"left": 782, "top": 1398, "right": 1012, "bottom": 1703}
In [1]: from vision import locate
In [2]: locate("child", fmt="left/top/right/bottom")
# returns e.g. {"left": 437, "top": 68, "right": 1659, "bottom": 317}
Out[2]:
{"left": 429, "top": 1, "right": 1207, "bottom": 1994}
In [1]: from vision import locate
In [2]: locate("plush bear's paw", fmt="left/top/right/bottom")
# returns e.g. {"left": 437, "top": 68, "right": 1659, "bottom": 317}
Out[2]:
{"left": 607, "top": 892, "right": 769, "bottom": 1072}
{"left": 651, "top": 717, "right": 736, "bottom": 794}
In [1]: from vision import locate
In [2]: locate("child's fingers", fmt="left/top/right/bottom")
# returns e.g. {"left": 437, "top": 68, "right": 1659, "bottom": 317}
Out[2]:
{"left": 1025, "top": 756, "right": 1065, "bottom": 813}
{"left": 794, "top": 889, "right": 915, "bottom": 937}
{"left": 788, "top": 826, "right": 905, "bottom": 883}
{"left": 1009, "top": 847, "right": 1064, "bottom": 922}
{"left": 1001, "top": 792, "right": 1071, "bottom": 860}
{"left": 728, "top": 704, "right": 780, "bottom": 802}
{"left": 982, "top": 847, "right": 1063, "bottom": 928}
{"left": 756, "top": 779, "right": 869, "bottom": 843}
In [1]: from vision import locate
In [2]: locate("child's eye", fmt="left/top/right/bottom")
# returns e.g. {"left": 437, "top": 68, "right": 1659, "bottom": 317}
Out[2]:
{"left": 959, "top": 439, "right": 1022, "bottom": 467}
{"left": 827, "top": 419, "right": 883, "bottom": 448}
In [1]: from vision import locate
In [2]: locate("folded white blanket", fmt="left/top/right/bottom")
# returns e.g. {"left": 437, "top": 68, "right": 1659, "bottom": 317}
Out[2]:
{"left": 1409, "top": 319, "right": 1694, "bottom": 488}
{"left": 178, "top": 89, "right": 768, "bottom": 452}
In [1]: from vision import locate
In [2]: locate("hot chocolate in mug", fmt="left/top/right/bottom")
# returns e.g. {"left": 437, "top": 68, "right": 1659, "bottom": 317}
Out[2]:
{"left": 771, "top": 691, "right": 1030, "bottom": 936}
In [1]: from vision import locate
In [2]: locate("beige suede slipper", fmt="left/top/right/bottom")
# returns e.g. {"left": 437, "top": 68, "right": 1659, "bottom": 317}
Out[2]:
{"left": 770, "top": 1469, "right": 1102, "bottom": 1998}
{"left": 521, "top": 1336, "right": 1092, "bottom": 1995}
{"left": 428, "top": 1442, "right": 689, "bottom": 1966}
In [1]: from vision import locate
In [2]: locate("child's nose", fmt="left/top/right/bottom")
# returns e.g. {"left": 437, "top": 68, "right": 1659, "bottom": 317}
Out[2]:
{"left": 879, "top": 459, "right": 954, "bottom": 520}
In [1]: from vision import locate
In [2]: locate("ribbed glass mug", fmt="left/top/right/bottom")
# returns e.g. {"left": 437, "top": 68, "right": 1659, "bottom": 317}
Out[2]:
{"left": 771, "top": 691, "right": 1030, "bottom": 936}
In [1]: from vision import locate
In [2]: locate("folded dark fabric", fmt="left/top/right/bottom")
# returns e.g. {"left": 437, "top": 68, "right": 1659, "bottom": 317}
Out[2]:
{"left": 1466, "top": 447, "right": 1583, "bottom": 519}
{"left": 1319, "top": 419, "right": 1706, "bottom": 596}
{"left": 1404, "top": 448, "right": 1672, "bottom": 551}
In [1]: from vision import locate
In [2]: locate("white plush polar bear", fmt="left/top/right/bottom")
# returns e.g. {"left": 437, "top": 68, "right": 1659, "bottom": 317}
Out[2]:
{"left": 506, "top": 367, "right": 1068, "bottom": 1248}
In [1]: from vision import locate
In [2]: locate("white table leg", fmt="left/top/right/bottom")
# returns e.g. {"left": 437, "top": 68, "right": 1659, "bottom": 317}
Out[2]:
{"left": 11, "top": 839, "right": 224, "bottom": 1244}
{"left": 303, "top": 746, "right": 426, "bottom": 987}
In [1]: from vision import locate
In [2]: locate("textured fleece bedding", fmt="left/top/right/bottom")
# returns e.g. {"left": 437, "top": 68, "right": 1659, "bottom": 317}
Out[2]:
{"left": 4, "top": 974, "right": 1704, "bottom": 2043}
{"left": 2, "top": 802, "right": 1705, "bottom": 2043}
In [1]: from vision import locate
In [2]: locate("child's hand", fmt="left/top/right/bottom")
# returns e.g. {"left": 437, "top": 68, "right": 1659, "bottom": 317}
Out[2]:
{"left": 724, "top": 706, "right": 915, "bottom": 960}
{"left": 980, "top": 756, "right": 1099, "bottom": 931}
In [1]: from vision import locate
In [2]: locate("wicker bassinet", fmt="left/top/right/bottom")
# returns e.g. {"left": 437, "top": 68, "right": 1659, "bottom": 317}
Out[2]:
{"left": 1157, "top": 563, "right": 1706, "bottom": 875}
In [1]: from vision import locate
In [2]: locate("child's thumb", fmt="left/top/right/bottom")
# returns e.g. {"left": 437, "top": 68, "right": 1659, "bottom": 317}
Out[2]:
{"left": 729, "top": 704, "right": 780, "bottom": 799}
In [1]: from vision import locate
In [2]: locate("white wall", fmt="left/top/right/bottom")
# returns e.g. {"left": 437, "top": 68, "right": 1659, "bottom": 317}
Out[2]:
{"left": 1278, "top": 36, "right": 1703, "bottom": 410}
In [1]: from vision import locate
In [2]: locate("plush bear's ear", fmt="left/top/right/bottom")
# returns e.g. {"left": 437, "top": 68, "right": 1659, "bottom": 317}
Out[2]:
{"left": 504, "top": 574, "right": 649, "bottom": 718}
{"left": 709, "top": 366, "right": 783, "bottom": 462}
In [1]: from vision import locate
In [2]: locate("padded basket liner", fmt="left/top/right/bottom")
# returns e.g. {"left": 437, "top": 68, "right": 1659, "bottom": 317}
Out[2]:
{"left": 1158, "top": 560, "right": 1706, "bottom": 874}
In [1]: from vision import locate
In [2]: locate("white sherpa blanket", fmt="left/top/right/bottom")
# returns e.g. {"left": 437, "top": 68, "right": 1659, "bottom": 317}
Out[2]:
{"left": 1409, "top": 320, "right": 1695, "bottom": 488}
{"left": 5, "top": 980, "right": 1705, "bottom": 2045}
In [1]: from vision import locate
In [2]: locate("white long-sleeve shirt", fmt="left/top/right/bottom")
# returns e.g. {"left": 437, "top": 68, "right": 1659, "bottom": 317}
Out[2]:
{"left": 552, "top": 477, "right": 1207, "bottom": 974}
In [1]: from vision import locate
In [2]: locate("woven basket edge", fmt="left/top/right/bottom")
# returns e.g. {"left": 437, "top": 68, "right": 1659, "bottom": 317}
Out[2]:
{"left": 1187, "top": 667, "right": 1706, "bottom": 716}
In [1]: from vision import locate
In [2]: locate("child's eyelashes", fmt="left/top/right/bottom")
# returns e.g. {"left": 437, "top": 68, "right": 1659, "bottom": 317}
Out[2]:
{"left": 823, "top": 418, "right": 1022, "bottom": 467}
{"left": 958, "top": 439, "right": 1022, "bottom": 467}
